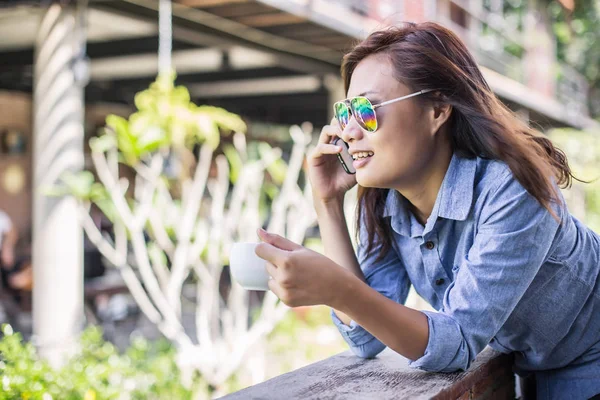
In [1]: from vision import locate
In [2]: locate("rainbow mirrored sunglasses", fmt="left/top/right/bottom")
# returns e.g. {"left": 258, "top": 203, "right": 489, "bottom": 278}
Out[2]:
{"left": 333, "top": 89, "right": 434, "bottom": 133}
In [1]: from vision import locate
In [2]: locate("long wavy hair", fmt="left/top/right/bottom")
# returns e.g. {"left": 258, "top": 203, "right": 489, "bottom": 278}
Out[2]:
{"left": 342, "top": 22, "right": 575, "bottom": 259}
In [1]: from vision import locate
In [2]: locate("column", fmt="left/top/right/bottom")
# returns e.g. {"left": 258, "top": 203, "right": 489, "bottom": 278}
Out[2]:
{"left": 32, "top": 1, "right": 87, "bottom": 366}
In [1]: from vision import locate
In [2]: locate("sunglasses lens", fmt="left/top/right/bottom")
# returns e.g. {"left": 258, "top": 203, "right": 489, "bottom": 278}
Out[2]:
{"left": 350, "top": 97, "right": 377, "bottom": 132}
{"left": 334, "top": 102, "right": 350, "bottom": 129}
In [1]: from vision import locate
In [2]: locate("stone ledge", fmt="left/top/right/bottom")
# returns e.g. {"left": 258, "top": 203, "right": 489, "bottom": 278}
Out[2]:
{"left": 220, "top": 347, "right": 515, "bottom": 400}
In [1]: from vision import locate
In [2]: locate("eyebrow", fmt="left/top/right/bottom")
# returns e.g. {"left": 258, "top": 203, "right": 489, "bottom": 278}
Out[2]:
{"left": 341, "top": 91, "right": 379, "bottom": 102}
{"left": 358, "top": 91, "right": 378, "bottom": 97}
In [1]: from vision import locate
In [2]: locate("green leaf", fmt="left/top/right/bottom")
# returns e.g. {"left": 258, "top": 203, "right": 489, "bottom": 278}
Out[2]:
{"left": 223, "top": 144, "right": 243, "bottom": 183}
{"left": 258, "top": 143, "right": 287, "bottom": 185}
{"left": 107, "top": 115, "right": 139, "bottom": 165}
{"left": 60, "top": 171, "right": 96, "bottom": 200}
{"left": 196, "top": 106, "right": 247, "bottom": 134}
{"left": 89, "top": 134, "right": 116, "bottom": 153}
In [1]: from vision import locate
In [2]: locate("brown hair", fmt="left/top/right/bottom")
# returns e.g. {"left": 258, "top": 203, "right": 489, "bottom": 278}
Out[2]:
{"left": 343, "top": 22, "right": 575, "bottom": 259}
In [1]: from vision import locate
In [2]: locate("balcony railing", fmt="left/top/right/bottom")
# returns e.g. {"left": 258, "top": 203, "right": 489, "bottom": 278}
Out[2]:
{"left": 221, "top": 346, "right": 520, "bottom": 399}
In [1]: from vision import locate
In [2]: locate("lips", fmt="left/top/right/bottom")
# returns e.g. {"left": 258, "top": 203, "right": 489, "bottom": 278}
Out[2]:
{"left": 352, "top": 153, "right": 373, "bottom": 169}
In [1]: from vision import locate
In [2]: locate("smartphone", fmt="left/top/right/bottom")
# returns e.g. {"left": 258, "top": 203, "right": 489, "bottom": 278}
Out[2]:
{"left": 332, "top": 137, "right": 356, "bottom": 175}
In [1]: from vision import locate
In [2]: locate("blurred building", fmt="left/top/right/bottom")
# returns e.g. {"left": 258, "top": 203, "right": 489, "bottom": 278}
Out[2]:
{"left": 0, "top": 0, "right": 596, "bottom": 236}
{"left": 0, "top": 0, "right": 597, "bottom": 358}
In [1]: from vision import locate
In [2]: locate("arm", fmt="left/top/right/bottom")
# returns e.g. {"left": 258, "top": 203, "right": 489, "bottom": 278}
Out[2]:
{"left": 333, "top": 174, "right": 563, "bottom": 371}
{"left": 318, "top": 199, "right": 413, "bottom": 358}
{"left": 314, "top": 199, "right": 363, "bottom": 325}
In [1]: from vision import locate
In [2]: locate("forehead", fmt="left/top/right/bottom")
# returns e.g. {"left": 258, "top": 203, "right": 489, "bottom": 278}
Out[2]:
{"left": 347, "top": 53, "right": 406, "bottom": 98}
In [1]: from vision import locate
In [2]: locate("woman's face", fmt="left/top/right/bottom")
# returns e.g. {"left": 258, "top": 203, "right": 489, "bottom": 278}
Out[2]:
{"left": 341, "top": 53, "right": 450, "bottom": 190}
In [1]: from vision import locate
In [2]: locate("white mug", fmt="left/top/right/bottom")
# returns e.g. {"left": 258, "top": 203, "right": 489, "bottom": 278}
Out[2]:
{"left": 229, "top": 242, "right": 270, "bottom": 291}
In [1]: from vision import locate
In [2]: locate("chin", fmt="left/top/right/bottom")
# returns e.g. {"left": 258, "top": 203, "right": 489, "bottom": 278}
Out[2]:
{"left": 356, "top": 171, "right": 383, "bottom": 189}
{"left": 356, "top": 168, "right": 398, "bottom": 190}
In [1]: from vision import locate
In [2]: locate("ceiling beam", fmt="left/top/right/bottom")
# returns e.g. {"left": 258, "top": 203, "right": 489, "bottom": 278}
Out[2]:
{"left": 89, "top": 46, "right": 280, "bottom": 81}
{"left": 189, "top": 75, "right": 322, "bottom": 98}
{"left": 175, "top": 0, "right": 250, "bottom": 7}
{"left": 94, "top": 0, "right": 341, "bottom": 75}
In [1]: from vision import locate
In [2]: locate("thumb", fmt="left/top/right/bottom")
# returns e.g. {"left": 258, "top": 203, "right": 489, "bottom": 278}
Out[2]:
{"left": 257, "top": 229, "right": 301, "bottom": 251}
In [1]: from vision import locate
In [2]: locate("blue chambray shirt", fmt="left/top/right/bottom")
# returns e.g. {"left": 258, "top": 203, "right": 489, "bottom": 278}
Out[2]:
{"left": 331, "top": 152, "right": 600, "bottom": 378}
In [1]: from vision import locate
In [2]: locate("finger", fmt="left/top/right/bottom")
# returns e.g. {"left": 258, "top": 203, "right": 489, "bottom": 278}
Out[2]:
{"left": 257, "top": 229, "right": 302, "bottom": 251}
{"left": 268, "top": 278, "right": 285, "bottom": 301}
{"left": 318, "top": 124, "right": 342, "bottom": 145}
{"left": 308, "top": 143, "right": 342, "bottom": 160}
{"left": 255, "top": 241, "right": 288, "bottom": 265}
{"left": 265, "top": 261, "right": 281, "bottom": 281}
{"left": 331, "top": 117, "right": 342, "bottom": 130}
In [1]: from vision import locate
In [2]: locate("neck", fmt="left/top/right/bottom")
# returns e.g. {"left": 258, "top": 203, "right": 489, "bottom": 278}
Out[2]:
{"left": 395, "top": 144, "right": 453, "bottom": 226}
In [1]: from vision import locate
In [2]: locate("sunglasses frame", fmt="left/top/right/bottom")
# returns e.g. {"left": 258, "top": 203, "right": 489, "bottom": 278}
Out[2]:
{"left": 333, "top": 89, "right": 435, "bottom": 132}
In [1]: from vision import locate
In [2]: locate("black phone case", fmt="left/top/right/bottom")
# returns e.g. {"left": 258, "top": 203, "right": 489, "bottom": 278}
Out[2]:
{"left": 333, "top": 137, "right": 356, "bottom": 175}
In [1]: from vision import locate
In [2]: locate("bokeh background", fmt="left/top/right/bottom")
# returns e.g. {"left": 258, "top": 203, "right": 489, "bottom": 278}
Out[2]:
{"left": 0, "top": 0, "right": 598, "bottom": 399}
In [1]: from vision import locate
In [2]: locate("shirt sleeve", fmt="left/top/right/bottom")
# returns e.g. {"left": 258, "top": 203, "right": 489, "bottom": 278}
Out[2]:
{"left": 331, "top": 217, "right": 411, "bottom": 359}
{"left": 408, "top": 173, "right": 564, "bottom": 372}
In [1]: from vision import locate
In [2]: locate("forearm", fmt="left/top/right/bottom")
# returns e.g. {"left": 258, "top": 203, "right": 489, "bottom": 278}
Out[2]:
{"left": 332, "top": 273, "right": 429, "bottom": 361}
{"left": 314, "top": 198, "right": 363, "bottom": 279}
{"left": 315, "top": 198, "right": 364, "bottom": 325}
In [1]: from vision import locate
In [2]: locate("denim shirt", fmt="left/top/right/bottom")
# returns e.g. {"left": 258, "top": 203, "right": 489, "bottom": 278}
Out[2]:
{"left": 331, "top": 153, "right": 600, "bottom": 380}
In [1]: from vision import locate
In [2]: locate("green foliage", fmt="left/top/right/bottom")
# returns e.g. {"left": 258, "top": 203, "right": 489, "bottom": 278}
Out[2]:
{"left": 0, "top": 324, "right": 202, "bottom": 400}
{"left": 257, "top": 142, "right": 287, "bottom": 186}
{"left": 107, "top": 72, "right": 246, "bottom": 165}
{"left": 548, "top": 0, "right": 600, "bottom": 80}
{"left": 549, "top": 128, "right": 600, "bottom": 232}
{"left": 546, "top": 0, "right": 600, "bottom": 116}
{"left": 54, "top": 73, "right": 248, "bottom": 223}
{"left": 499, "top": 1, "right": 600, "bottom": 117}
{"left": 261, "top": 306, "right": 346, "bottom": 385}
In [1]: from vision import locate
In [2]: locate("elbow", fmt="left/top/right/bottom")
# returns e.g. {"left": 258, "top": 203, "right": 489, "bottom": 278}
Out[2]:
{"left": 413, "top": 354, "right": 472, "bottom": 373}
{"left": 350, "top": 340, "right": 386, "bottom": 359}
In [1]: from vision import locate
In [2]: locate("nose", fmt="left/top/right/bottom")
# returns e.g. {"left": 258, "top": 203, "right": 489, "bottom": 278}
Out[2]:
{"left": 340, "top": 117, "right": 364, "bottom": 143}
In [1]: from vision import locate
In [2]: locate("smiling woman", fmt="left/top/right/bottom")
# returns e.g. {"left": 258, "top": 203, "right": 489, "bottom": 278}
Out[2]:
{"left": 254, "top": 21, "right": 600, "bottom": 400}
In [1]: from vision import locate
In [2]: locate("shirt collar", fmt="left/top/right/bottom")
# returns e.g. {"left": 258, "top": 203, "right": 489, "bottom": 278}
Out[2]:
{"left": 383, "top": 152, "right": 477, "bottom": 236}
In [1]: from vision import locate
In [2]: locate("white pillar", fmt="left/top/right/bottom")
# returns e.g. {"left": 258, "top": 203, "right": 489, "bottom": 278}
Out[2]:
{"left": 32, "top": 2, "right": 86, "bottom": 366}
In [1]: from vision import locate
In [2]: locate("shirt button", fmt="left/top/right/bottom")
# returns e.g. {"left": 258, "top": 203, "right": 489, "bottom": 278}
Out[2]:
{"left": 435, "top": 278, "right": 445, "bottom": 286}
{"left": 425, "top": 241, "right": 435, "bottom": 250}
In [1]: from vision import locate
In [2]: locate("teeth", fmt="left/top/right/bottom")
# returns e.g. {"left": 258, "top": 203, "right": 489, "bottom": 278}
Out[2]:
{"left": 352, "top": 151, "right": 374, "bottom": 160}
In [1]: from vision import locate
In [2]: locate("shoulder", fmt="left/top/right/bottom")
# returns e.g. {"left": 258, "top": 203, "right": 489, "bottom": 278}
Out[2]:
{"left": 472, "top": 157, "right": 513, "bottom": 197}
{"left": 470, "top": 157, "right": 567, "bottom": 225}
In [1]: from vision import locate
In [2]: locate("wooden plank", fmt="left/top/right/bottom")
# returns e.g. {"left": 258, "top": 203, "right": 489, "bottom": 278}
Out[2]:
{"left": 221, "top": 347, "right": 514, "bottom": 400}
{"left": 305, "top": 35, "right": 354, "bottom": 47}
{"left": 175, "top": 0, "right": 249, "bottom": 8}
{"left": 205, "top": 3, "right": 277, "bottom": 18}
{"left": 261, "top": 24, "right": 337, "bottom": 38}
{"left": 235, "top": 13, "right": 306, "bottom": 28}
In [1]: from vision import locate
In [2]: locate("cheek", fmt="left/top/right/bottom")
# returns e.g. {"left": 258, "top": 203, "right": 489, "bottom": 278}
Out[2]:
{"left": 360, "top": 128, "right": 434, "bottom": 184}
{"left": 376, "top": 128, "right": 428, "bottom": 167}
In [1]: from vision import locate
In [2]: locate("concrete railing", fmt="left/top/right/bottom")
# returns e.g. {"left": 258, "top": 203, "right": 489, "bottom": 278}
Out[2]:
{"left": 220, "top": 347, "right": 517, "bottom": 399}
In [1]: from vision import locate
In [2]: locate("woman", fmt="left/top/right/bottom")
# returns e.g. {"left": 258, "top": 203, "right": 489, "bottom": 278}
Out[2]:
{"left": 255, "top": 22, "right": 600, "bottom": 399}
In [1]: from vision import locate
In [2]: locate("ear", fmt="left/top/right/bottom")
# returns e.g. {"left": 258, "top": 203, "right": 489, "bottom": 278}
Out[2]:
{"left": 428, "top": 102, "right": 452, "bottom": 137}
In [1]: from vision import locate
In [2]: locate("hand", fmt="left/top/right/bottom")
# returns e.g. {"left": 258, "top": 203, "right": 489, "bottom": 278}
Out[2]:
{"left": 255, "top": 229, "right": 354, "bottom": 308}
{"left": 1, "top": 247, "right": 14, "bottom": 269}
{"left": 307, "top": 118, "right": 357, "bottom": 204}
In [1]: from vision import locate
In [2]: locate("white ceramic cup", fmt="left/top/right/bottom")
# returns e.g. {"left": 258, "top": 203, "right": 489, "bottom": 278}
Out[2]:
{"left": 229, "top": 242, "right": 270, "bottom": 291}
